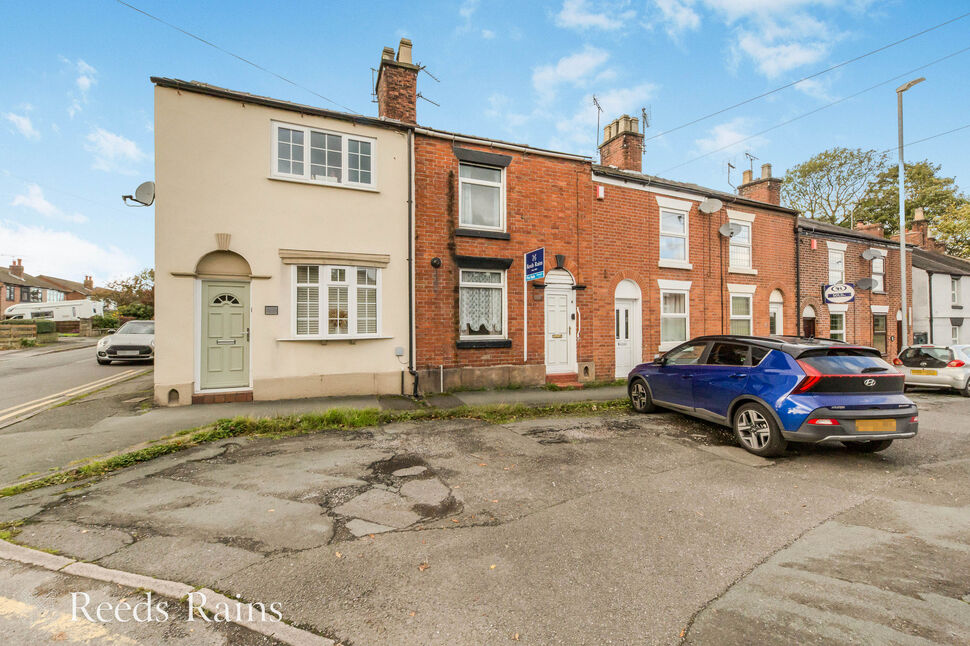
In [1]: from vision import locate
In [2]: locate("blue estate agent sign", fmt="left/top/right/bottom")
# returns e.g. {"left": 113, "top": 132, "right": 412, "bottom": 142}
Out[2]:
{"left": 525, "top": 248, "right": 545, "bottom": 281}
{"left": 822, "top": 283, "right": 856, "bottom": 304}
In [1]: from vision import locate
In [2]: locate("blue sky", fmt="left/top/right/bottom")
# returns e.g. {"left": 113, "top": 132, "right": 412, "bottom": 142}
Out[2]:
{"left": 1, "top": 0, "right": 968, "bottom": 284}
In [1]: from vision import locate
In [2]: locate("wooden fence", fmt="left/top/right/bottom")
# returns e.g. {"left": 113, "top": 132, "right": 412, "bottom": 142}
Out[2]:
{"left": 0, "top": 323, "right": 37, "bottom": 350}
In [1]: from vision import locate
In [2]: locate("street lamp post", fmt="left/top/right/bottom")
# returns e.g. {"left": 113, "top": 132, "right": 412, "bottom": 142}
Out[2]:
{"left": 896, "top": 77, "right": 925, "bottom": 349}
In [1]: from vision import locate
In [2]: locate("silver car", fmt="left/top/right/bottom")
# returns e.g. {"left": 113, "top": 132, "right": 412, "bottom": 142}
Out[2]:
{"left": 894, "top": 345, "right": 970, "bottom": 397}
{"left": 96, "top": 320, "right": 155, "bottom": 365}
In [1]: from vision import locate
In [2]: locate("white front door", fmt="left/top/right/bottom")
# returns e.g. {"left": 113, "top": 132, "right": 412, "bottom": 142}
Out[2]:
{"left": 544, "top": 288, "right": 575, "bottom": 374}
{"left": 769, "top": 302, "right": 784, "bottom": 336}
{"left": 615, "top": 299, "right": 636, "bottom": 377}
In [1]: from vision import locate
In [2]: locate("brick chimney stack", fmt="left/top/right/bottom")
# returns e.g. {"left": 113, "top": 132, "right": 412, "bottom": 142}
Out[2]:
{"left": 598, "top": 115, "right": 644, "bottom": 172}
{"left": 892, "top": 207, "right": 948, "bottom": 253}
{"left": 376, "top": 38, "right": 419, "bottom": 124}
{"left": 83, "top": 275, "right": 94, "bottom": 289}
{"left": 738, "top": 163, "right": 782, "bottom": 205}
{"left": 8, "top": 259, "right": 24, "bottom": 278}
{"left": 854, "top": 222, "right": 885, "bottom": 238}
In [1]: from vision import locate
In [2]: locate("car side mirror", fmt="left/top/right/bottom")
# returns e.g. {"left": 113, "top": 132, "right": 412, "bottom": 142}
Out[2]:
{"left": 653, "top": 353, "right": 666, "bottom": 365}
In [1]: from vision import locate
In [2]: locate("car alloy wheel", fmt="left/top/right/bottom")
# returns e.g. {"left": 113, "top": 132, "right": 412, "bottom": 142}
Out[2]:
{"left": 629, "top": 379, "right": 655, "bottom": 413}
{"left": 736, "top": 409, "right": 771, "bottom": 450}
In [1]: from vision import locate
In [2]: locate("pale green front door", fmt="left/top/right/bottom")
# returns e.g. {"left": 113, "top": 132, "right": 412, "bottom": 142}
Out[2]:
{"left": 201, "top": 281, "right": 250, "bottom": 390}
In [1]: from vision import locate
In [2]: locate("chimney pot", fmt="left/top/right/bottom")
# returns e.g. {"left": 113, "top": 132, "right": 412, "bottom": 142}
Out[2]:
{"left": 742, "top": 169, "right": 753, "bottom": 184}
{"left": 598, "top": 115, "right": 643, "bottom": 172}
{"left": 381, "top": 46, "right": 394, "bottom": 61}
{"left": 914, "top": 207, "right": 925, "bottom": 222}
{"left": 761, "top": 163, "right": 772, "bottom": 179}
{"left": 738, "top": 162, "right": 782, "bottom": 205}
{"left": 397, "top": 38, "right": 413, "bottom": 64}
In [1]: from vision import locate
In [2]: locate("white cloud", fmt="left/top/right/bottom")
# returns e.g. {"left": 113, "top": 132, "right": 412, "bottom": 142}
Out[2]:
{"left": 653, "top": 0, "right": 701, "bottom": 37}
{"left": 481, "top": 29, "right": 495, "bottom": 39}
{"left": 693, "top": 117, "right": 767, "bottom": 156}
{"left": 61, "top": 57, "right": 97, "bottom": 117}
{"left": 84, "top": 128, "right": 146, "bottom": 174}
{"left": 76, "top": 59, "right": 96, "bottom": 93}
{"left": 555, "top": 0, "right": 635, "bottom": 30}
{"left": 11, "top": 184, "right": 88, "bottom": 224}
{"left": 3, "top": 112, "right": 40, "bottom": 139}
{"left": 0, "top": 220, "right": 138, "bottom": 284}
{"left": 533, "top": 45, "right": 612, "bottom": 102}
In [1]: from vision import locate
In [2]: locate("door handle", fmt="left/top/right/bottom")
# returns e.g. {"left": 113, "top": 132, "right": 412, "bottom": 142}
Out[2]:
{"left": 246, "top": 327, "right": 250, "bottom": 342}
{"left": 730, "top": 373, "right": 746, "bottom": 379}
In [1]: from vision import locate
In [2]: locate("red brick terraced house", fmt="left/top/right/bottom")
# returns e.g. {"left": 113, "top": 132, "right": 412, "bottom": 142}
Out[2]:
{"left": 795, "top": 218, "right": 913, "bottom": 358}
{"left": 373, "top": 40, "right": 805, "bottom": 391}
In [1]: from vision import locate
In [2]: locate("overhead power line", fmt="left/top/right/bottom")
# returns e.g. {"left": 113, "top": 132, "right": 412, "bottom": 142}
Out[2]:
{"left": 645, "top": 11, "right": 970, "bottom": 144}
{"left": 655, "top": 44, "right": 970, "bottom": 176}
{"left": 113, "top": 0, "right": 358, "bottom": 114}
{"left": 879, "top": 123, "right": 970, "bottom": 155}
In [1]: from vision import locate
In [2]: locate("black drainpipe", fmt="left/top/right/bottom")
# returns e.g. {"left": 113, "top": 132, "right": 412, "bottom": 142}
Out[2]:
{"left": 927, "top": 271, "right": 934, "bottom": 344}
{"left": 795, "top": 223, "right": 802, "bottom": 336}
{"left": 406, "top": 128, "right": 419, "bottom": 397}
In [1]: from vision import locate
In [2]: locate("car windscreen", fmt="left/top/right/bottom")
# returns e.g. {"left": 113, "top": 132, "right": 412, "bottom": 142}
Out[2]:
{"left": 117, "top": 321, "right": 154, "bottom": 335}
{"left": 898, "top": 347, "right": 952, "bottom": 368}
{"left": 798, "top": 348, "right": 893, "bottom": 375}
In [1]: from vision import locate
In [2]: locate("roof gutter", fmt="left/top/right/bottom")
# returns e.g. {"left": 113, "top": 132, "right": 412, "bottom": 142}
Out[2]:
{"left": 413, "top": 127, "right": 590, "bottom": 162}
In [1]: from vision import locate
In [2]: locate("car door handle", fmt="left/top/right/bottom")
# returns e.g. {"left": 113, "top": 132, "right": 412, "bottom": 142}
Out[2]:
{"left": 730, "top": 373, "right": 746, "bottom": 379}
{"left": 681, "top": 375, "right": 693, "bottom": 379}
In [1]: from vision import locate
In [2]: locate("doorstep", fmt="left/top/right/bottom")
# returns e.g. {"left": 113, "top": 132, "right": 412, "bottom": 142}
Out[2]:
{"left": 545, "top": 372, "right": 584, "bottom": 389}
{"left": 191, "top": 390, "right": 254, "bottom": 405}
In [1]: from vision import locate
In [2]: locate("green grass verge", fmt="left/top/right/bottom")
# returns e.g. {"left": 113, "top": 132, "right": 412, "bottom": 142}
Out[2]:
{"left": 0, "top": 399, "right": 631, "bottom": 499}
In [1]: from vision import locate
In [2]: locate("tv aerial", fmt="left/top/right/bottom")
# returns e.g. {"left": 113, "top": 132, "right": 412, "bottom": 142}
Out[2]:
{"left": 122, "top": 181, "right": 155, "bottom": 207}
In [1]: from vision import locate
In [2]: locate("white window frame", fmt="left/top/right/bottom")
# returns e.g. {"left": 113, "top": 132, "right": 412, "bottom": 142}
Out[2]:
{"left": 727, "top": 210, "right": 757, "bottom": 275}
{"left": 291, "top": 264, "right": 382, "bottom": 339}
{"left": 657, "top": 196, "right": 692, "bottom": 270}
{"left": 828, "top": 249, "right": 845, "bottom": 285}
{"left": 953, "top": 325, "right": 960, "bottom": 345}
{"left": 871, "top": 255, "right": 885, "bottom": 293}
{"left": 829, "top": 312, "right": 846, "bottom": 341}
{"left": 458, "top": 163, "right": 506, "bottom": 232}
{"left": 458, "top": 268, "right": 507, "bottom": 340}
{"left": 952, "top": 276, "right": 962, "bottom": 305}
{"left": 271, "top": 121, "right": 377, "bottom": 190}
{"left": 659, "top": 289, "right": 690, "bottom": 350}
{"left": 729, "top": 293, "right": 753, "bottom": 336}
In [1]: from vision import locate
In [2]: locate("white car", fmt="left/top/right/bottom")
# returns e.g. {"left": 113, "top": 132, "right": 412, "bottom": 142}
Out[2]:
{"left": 97, "top": 320, "right": 155, "bottom": 365}
{"left": 893, "top": 345, "right": 970, "bottom": 397}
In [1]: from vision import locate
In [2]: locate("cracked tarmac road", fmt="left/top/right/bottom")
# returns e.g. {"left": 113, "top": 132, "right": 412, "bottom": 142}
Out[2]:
{"left": 1, "top": 390, "right": 969, "bottom": 645}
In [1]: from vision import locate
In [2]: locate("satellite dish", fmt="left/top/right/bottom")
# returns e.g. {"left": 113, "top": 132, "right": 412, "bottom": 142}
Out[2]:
{"left": 699, "top": 198, "right": 723, "bottom": 214}
{"left": 718, "top": 222, "right": 744, "bottom": 238}
{"left": 856, "top": 277, "right": 875, "bottom": 291}
{"left": 122, "top": 181, "right": 155, "bottom": 207}
{"left": 861, "top": 249, "right": 879, "bottom": 261}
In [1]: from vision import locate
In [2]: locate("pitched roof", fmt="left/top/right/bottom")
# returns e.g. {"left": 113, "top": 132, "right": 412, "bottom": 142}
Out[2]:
{"left": 796, "top": 217, "right": 912, "bottom": 247}
{"left": 36, "top": 275, "right": 95, "bottom": 295}
{"left": 911, "top": 248, "right": 970, "bottom": 276}
{"left": 593, "top": 165, "right": 798, "bottom": 215}
{"left": 0, "top": 267, "right": 27, "bottom": 286}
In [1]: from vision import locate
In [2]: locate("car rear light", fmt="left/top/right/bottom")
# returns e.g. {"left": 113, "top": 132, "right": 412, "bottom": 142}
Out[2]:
{"left": 909, "top": 416, "right": 918, "bottom": 423}
{"left": 807, "top": 418, "right": 841, "bottom": 426}
{"left": 947, "top": 360, "right": 966, "bottom": 368}
{"left": 793, "top": 360, "right": 822, "bottom": 393}
{"left": 892, "top": 358, "right": 903, "bottom": 366}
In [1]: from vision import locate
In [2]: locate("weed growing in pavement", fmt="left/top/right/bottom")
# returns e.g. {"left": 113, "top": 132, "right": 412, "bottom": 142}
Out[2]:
{"left": 0, "top": 399, "right": 631, "bottom": 498}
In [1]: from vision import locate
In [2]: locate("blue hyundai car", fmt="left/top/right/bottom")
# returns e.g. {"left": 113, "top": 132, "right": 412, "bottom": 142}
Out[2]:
{"left": 627, "top": 335, "right": 918, "bottom": 457}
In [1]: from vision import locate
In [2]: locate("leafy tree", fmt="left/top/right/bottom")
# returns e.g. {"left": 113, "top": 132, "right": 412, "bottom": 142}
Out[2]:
{"left": 853, "top": 160, "right": 966, "bottom": 234}
{"left": 94, "top": 269, "right": 154, "bottom": 308}
{"left": 934, "top": 202, "right": 970, "bottom": 259}
{"left": 118, "top": 302, "right": 154, "bottom": 320}
{"left": 781, "top": 148, "right": 887, "bottom": 225}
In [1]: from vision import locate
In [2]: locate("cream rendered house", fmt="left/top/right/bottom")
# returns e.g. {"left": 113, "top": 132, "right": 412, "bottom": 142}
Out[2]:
{"left": 152, "top": 76, "right": 415, "bottom": 405}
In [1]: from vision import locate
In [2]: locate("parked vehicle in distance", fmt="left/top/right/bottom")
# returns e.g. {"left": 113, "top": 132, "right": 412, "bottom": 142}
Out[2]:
{"left": 894, "top": 345, "right": 970, "bottom": 397}
{"left": 627, "top": 335, "right": 918, "bottom": 457}
{"left": 3, "top": 299, "right": 104, "bottom": 321}
{"left": 97, "top": 320, "right": 154, "bottom": 365}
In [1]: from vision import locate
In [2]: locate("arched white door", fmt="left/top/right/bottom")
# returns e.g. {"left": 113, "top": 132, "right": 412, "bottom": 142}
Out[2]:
{"left": 614, "top": 279, "right": 642, "bottom": 377}
{"left": 544, "top": 269, "right": 576, "bottom": 374}
{"left": 769, "top": 289, "right": 784, "bottom": 336}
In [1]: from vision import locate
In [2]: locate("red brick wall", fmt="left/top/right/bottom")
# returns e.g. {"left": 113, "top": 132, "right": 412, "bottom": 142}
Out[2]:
{"left": 738, "top": 178, "right": 782, "bottom": 206}
{"left": 376, "top": 64, "right": 416, "bottom": 124}
{"left": 796, "top": 234, "right": 912, "bottom": 356}
{"left": 587, "top": 180, "right": 798, "bottom": 378}
{"left": 599, "top": 133, "right": 643, "bottom": 172}
{"left": 414, "top": 135, "right": 592, "bottom": 371}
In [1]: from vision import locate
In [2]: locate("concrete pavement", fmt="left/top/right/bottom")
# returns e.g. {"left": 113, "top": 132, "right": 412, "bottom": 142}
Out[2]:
{"left": 1, "top": 390, "right": 966, "bottom": 644}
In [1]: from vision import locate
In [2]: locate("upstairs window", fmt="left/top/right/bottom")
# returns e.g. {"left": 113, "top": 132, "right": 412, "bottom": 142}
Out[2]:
{"left": 459, "top": 164, "right": 504, "bottom": 231}
{"left": 729, "top": 222, "right": 752, "bottom": 269}
{"left": 953, "top": 276, "right": 962, "bottom": 305}
{"left": 871, "top": 255, "right": 885, "bottom": 292}
{"left": 828, "top": 249, "right": 845, "bottom": 285}
{"left": 660, "top": 209, "right": 688, "bottom": 262}
{"left": 273, "top": 122, "right": 375, "bottom": 188}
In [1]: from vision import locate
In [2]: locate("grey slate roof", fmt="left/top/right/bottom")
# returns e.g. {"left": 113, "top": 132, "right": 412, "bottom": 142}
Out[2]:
{"left": 796, "top": 217, "right": 912, "bottom": 248}
{"left": 36, "top": 275, "right": 95, "bottom": 296}
{"left": 911, "top": 248, "right": 970, "bottom": 276}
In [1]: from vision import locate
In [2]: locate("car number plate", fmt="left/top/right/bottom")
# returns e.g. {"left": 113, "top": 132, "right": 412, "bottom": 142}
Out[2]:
{"left": 856, "top": 419, "right": 895, "bottom": 433}
{"left": 116, "top": 350, "right": 140, "bottom": 356}
{"left": 911, "top": 369, "right": 937, "bottom": 376}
